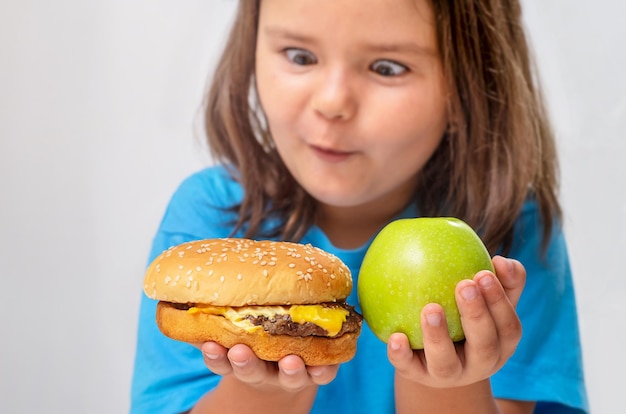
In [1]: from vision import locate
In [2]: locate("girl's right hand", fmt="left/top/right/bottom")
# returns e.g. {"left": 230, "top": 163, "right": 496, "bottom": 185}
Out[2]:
{"left": 200, "top": 341, "right": 340, "bottom": 392}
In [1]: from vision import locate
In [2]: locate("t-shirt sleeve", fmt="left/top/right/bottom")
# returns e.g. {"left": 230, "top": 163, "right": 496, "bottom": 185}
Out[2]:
{"left": 130, "top": 168, "right": 243, "bottom": 414}
{"left": 491, "top": 202, "right": 588, "bottom": 413}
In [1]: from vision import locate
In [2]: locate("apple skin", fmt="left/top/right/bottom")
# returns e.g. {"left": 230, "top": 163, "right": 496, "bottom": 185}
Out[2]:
{"left": 357, "top": 217, "right": 494, "bottom": 349}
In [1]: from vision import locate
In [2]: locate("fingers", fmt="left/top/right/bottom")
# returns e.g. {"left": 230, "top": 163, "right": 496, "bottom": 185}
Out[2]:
{"left": 274, "top": 355, "right": 309, "bottom": 391}
{"left": 388, "top": 313, "right": 466, "bottom": 386}
{"left": 419, "top": 303, "right": 463, "bottom": 380}
{"left": 472, "top": 271, "right": 522, "bottom": 359}
{"left": 200, "top": 342, "right": 339, "bottom": 391}
{"left": 456, "top": 277, "right": 501, "bottom": 371}
{"left": 202, "top": 342, "right": 275, "bottom": 386}
{"left": 201, "top": 341, "right": 233, "bottom": 376}
{"left": 306, "top": 364, "right": 340, "bottom": 386}
{"left": 388, "top": 258, "right": 525, "bottom": 388}
{"left": 457, "top": 271, "right": 522, "bottom": 370}
{"left": 492, "top": 256, "right": 526, "bottom": 307}
{"left": 227, "top": 344, "right": 274, "bottom": 386}
{"left": 387, "top": 333, "right": 426, "bottom": 381}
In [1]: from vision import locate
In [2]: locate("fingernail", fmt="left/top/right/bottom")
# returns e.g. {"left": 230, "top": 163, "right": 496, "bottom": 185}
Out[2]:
{"left": 389, "top": 340, "right": 401, "bottom": 351}
{"left": 204, "top": 353, "right": 220, "bottom": 360}
{"left": 426, "top": 312, "right": 442, "bottom": 327}
{"left": 231, "top": 359, "right": 248, "bottom": 368}
{"left": 461, "top": 285, "right": 478, "bottom": 300}
{"left": 308, "top": 367, "right": 323, "bottom": 377}
{"left": 426, "top": 312, "right": 441, "bottom": 326}
{"left": 282, "top": 368, "right": 299, "bottom": 375}
{"left": 505, "top": 258, "right": 515, "bottom": 274}
{"left": 478, "top": 274, "right": 495, "bottom": 289}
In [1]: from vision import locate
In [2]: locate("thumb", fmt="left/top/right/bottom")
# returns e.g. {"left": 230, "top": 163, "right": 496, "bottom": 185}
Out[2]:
{"left": 387, "top": 333, "right": 421, "bottom": 376}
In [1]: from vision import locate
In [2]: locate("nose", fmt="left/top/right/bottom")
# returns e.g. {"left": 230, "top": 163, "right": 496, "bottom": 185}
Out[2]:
{"left": 311, "top": 67, "right": 357, "bottom": 121}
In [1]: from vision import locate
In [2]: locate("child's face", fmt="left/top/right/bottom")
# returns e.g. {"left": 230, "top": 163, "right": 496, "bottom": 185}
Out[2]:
{"left": 256, "top": 0, "right": 448, "bottom": 212}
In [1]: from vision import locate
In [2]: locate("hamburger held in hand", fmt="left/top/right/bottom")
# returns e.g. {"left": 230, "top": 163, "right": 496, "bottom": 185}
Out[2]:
{"left": 143, "top": 238, "right": 363, "bottom": 366}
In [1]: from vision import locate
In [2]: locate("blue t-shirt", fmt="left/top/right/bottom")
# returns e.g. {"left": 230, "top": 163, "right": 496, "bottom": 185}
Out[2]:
{"left": 130, "top": 166, "right": 588, "bottom": 413}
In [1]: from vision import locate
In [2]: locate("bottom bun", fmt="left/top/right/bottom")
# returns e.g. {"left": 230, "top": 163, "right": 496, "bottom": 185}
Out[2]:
{"left": 156, "top": 302, "right": 359, "bottom": 366}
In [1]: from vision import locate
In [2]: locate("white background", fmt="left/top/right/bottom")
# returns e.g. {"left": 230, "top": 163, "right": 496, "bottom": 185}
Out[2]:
{"left": 1, "top": 1, "right": 624, "bottom": 412}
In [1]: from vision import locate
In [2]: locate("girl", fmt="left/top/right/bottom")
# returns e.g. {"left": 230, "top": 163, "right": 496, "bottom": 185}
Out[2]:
{"left": 131, "top": 1, "right": 588, "bottom": 413}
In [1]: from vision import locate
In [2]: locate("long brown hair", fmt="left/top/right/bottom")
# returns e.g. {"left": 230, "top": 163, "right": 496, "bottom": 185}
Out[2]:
{"left": 203, "top": 0, "right": 561, "bottom": 254}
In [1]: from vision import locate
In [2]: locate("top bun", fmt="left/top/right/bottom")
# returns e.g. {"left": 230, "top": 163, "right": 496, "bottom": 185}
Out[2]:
{"left": 144, "top": 238, "right": 353, "bottom": 306}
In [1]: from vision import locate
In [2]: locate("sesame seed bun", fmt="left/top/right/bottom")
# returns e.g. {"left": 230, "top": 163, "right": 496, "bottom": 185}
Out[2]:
{"left": 144, "top": 238, "right": 353, "bottom": 305}
{"left": 143, "top": 238, "right": 361, "bottom": 365}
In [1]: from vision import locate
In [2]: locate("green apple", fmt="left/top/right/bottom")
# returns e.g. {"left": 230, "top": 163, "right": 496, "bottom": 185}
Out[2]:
{"left": 357, "top": 217, "right": 494, "bottom": 349}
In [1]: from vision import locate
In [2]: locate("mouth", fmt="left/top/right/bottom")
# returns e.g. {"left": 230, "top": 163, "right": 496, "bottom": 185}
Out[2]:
{"left": 309, "top": 144, "right": 355, "bottom": 163}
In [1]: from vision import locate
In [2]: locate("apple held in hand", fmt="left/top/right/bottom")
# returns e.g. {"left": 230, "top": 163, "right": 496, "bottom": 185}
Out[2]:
{"left": 357, "top": 217, "right": 494, "bottom": 349}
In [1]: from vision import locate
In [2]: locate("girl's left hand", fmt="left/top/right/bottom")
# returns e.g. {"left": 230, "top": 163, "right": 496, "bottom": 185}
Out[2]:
{"left": 387, "top": 256, "right": 525, "bottom": 389}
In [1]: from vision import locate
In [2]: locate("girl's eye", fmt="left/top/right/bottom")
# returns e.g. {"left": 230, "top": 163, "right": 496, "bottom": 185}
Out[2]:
{"left": 284, "top": 48, "right": 317, "bottom": 66}
{"left": 370, "top": 60, "right": 408, "bottom": 77}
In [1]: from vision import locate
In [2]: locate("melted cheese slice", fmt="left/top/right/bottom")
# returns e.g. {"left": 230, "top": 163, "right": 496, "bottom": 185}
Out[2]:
{"left": 188, "top": 304, "right": 349, "bottom": 336}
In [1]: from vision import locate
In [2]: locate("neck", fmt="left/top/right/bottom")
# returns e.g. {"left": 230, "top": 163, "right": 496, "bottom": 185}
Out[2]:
{"left": 316, "top": 194, "right": 415, "bottom": 250}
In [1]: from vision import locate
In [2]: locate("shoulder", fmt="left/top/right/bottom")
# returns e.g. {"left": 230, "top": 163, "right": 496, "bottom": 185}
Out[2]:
{"left": 172, "top": 165, "right": 243, "bottom": 208}
{"left": 510, "top": 198, "right": 568, "bottom": 278}
{"left": 150, "top": 165, "right": 244, "bottom": 256}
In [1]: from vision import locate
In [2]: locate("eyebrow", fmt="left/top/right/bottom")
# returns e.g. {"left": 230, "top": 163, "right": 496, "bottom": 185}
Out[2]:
{"left": 262, "top": 27, "right": 315, "bottom": 44}
{"left": 262, "top": 26, "right": 436, "bottom": 57}
{"left": 364, "top": 42, "right": 437, "bottom": 57}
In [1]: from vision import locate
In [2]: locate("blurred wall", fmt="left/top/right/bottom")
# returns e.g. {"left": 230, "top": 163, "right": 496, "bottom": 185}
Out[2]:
{"left": 1, "top": 1, "right": 623, "bottom": 412}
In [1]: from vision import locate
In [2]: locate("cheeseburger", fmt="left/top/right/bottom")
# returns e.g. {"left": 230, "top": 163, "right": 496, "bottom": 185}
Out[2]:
{"left": 143, "top": 238, "right": 363, "bottom": 365}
